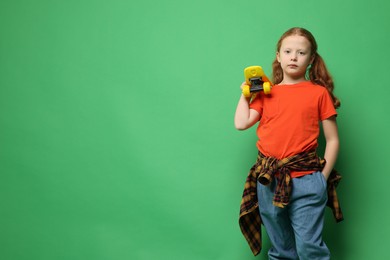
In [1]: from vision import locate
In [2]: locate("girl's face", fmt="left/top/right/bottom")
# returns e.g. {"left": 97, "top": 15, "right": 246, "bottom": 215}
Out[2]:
{"left": 277, "top": 35, "right": 314, "bottom": 84}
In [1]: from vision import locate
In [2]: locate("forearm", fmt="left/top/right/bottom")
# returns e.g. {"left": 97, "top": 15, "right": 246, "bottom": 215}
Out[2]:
{"left": 322, "top": 137, "right": 339, "bottom": 179}
{"left": 321, "top": 117, "right": 339, "bottom": 179}
{"left": 234, "top": 94, "right": 252, "bottom": 130}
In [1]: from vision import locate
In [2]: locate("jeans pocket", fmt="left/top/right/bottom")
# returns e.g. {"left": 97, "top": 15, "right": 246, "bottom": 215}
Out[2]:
{"left": 317, "top": 171, "right": 327, "bottom": 190}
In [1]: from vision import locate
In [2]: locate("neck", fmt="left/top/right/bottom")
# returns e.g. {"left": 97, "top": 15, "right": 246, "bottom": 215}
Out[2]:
{"left": 280, "top": 75, "right": 307, "bottom": 85}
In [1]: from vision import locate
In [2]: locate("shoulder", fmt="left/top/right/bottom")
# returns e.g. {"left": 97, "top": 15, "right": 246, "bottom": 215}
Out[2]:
{"left": 303, "top": 82, "right": 329, "bottom": 96}
{"left": 299, "top": 81, "right": 325, "bottom": 90}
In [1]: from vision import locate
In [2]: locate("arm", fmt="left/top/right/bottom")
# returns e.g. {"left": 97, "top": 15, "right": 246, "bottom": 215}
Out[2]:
{"left": 234, "top": 83, "right": 260, "bottom": 130}
{"left": 321, "top": 116, "right": 339, "bottom": 180}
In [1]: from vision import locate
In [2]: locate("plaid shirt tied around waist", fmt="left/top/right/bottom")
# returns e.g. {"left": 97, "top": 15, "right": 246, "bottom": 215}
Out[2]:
{"left": 239, "top": 150, "right": 343, "bottom": 256}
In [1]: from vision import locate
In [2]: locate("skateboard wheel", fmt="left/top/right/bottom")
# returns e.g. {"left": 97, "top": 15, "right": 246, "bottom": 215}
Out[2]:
{"left": 242, "top": 85, "right": 251, "bottom": 97}
{"left": 263, "top": 82, "right": 271, "bottom": 94}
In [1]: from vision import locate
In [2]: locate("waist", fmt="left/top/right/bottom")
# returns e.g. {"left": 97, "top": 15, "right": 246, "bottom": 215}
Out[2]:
{"left": 288, "top": 170, "right": 314, "bottom": 178}
{"left": 257, "top": 149, "right": 323, "bottom": 175}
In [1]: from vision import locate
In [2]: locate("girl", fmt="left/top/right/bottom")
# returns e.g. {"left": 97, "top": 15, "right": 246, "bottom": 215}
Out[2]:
{"left": 235, "top": 27, "right": 343, "bottom": 259}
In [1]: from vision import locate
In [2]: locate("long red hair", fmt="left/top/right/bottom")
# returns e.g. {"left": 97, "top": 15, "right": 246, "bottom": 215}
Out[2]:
{"left": 272, "top": 27, "right": 340, "bottom": 108}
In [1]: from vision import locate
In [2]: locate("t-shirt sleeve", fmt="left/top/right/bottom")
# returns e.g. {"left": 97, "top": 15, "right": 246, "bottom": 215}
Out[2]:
{"left": 249, "top": 95, "right": 263, "bottom": 116}
{"left": 319, "top": 90, "right": 337, "bottom": 120}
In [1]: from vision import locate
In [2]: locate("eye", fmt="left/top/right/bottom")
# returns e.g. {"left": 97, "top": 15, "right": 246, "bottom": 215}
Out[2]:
{"left": 299, "top": 51, "right": 306, "bottom": 55}
{"left": 284, "top": 50, "right": 291, "bottom": 54}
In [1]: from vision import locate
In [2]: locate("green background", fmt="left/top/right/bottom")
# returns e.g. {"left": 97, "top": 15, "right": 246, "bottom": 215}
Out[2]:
{"left": 1, "top": 0, "right": 389, "bottom": 259}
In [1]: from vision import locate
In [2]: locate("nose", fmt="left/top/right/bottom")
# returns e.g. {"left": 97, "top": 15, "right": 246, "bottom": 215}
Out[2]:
{"left": 290, "top": 54, "right": 297, "bottom": 61}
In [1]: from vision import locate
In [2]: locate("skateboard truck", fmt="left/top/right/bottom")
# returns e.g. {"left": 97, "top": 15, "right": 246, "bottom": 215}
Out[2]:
{"left": 242, "top": 66, "right": 272, "bottom": 98}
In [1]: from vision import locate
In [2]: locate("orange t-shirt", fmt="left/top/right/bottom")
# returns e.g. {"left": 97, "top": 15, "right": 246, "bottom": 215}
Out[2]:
{"left": 249, "top": 81, "right": 337, "bottom": 178}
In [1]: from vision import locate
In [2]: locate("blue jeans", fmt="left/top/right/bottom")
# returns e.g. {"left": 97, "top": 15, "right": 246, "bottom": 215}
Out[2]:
{"left": 257, "top": 171, "right": 330, "bottom": 260}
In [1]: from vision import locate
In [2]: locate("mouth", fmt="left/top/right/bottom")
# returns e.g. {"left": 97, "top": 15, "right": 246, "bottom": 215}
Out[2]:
{"left": 288, "top": 64, "right": 298, "bottom": 68}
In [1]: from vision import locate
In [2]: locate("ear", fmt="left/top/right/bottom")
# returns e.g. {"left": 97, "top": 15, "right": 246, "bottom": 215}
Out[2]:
{"left": 276, "top": 52, "right": 280, "bottom": 62}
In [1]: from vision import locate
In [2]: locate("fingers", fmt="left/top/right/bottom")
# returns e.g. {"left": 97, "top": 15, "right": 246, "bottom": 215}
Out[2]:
{"left": 240, "top": 81, "right": 247, "bottom": 90}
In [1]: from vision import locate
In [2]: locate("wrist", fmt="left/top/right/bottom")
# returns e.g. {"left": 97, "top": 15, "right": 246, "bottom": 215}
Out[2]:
{"left": 321, "top": 170, "right": 330, "bottom": 180}
{"left": 241, "top": 93, "right": 251, "bottom": 102}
